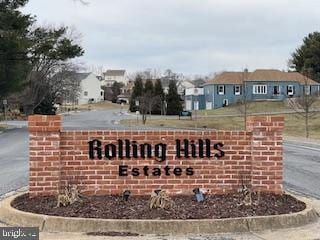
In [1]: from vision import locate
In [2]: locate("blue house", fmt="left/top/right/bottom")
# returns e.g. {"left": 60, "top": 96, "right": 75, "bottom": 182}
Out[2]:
{"left": 185, "top": 69, "right": 320, "bottom": 110}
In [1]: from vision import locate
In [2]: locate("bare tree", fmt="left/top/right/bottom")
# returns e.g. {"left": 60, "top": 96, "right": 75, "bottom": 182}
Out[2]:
{"left": 236, "top": 69, "right": 252, "bottom": 130}
{"left": 138, "top": 93, "right": 161, "bottom": 124}
{"left": 21, "top": 63, "right": 82, "bottom": 114}
{"left": 287, "top": 70, "right": 319, "bottom": 138}
{"left": 52, "top": 66, "right": 82, "bottom": 107}
{"left": 87, "top": 65, "right": 106, "bottom": 76}
{"left": 20, "top": 25, "right": 83, "bottom": 114}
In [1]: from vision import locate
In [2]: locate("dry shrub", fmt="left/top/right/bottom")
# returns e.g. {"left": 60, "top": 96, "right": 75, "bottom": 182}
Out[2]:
{"left": 149, "top": 190, "right": 174, "bottom": 210}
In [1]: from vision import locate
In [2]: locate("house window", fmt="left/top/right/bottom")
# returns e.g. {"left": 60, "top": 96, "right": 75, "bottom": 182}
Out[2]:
{"left": 253, "top": 85, "right": 267, "bottom": 94}
{"left": 84, "top": 91, "right": 88, "bottom": 96}
{"left": 222, "top": 99, "right": 228, "bottom": 107}
{"left": 218, "top": 85, "right": 225, "bottom": 95}
{"left": 273, "top": 85, "right": 281, "bottom": 95}
{"left": 287, "top": 85, "right": 294, "bottom": 96}
{"left": 234, "top": 85, "right": 241, "bottom": 95}
{"left": 304, "top": 85, "right": 311, "bottom": 95}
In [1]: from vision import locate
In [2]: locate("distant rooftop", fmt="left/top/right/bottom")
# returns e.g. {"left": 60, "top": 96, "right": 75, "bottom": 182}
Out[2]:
{"left": 205, "top": 69, "right": 319, "bottom": 85}
{"left": 103, "top": 70, "right": 126, "bottom": 76}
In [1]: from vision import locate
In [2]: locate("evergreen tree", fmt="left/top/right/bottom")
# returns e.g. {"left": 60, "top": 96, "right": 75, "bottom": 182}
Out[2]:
{"left": 0, "top": 0, "right": 84, "bottom": 115}
{"left": 290, "top": 32, "right": 320, "bottom": 82}
{"left": 129, "top": 75, "right": 144, "bottom": 112}
{"left": 153, "top": 79, "right": 164, "bottom": 114}
{"left": 144, "top": 79, "right": 154, "bottom": 94}
{"left": 166, "top": 80, "right": 182, "bottom": 115}
{"left": 33, "top": 93, "right": 56, "bottom": 115}
{"left": 0, "top": 0, "right": 34, "bottom": 99}
{"left": 111, "top": 81, "right": 123, "bottom": 103}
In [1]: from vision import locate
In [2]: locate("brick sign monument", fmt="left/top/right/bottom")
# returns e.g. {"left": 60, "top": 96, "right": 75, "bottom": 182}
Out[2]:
{"left": 28, "top": 115, "right": 284, "bottom": 197}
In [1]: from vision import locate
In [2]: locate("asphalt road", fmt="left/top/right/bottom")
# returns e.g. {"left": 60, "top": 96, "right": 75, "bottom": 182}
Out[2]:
{"left": 0, "top": 109, "right": 320, "bottom": 199}
{"left": 0, "top": 128, "right": 28, "bottom": 195}
{"left": 62, "top": 109, "right": 138, "bottom": 130}
{"left": 283, "top": 142, "right": 320, "bottom": 199}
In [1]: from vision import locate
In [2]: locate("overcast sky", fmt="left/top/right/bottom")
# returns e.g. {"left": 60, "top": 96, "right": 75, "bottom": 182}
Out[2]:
{"left": 22, "top": 0, "right": 320, "bottom": 76}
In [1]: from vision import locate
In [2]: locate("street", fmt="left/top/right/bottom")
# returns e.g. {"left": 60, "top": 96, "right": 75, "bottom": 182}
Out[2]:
{"left": 62, "top": 109, "right": 137, "bottom": 130}
{"left": 0, "top": 109, "right": 320, "bottom": 198}
{"left": 283, "top": 142, "right": 320, "bottom": 199}
{"left": 0, "top": 128, "right": 28, "bottom": 195}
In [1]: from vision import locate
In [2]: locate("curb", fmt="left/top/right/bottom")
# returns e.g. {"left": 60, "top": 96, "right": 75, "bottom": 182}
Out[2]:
{"left": 0, "top": 192, "right": 318, "bottom": 235}
{"left": 0, "top": 187, "right": 28, "bottom": 201}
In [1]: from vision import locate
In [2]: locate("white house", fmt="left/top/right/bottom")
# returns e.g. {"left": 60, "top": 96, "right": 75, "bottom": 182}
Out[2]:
{"left": 185, "top": 88, "right": 204, "bottom": 111}
{"left": 77, "top": 73, "right": 104, "bottom": 105}
{"left": 177, "top": 80, "right": 195, "bottom": 95}
{"left": 101, "top": 70, "right": 128, "bottom": 87}
{"left": 160, "top": 79, "right": 194, "bottom": 95}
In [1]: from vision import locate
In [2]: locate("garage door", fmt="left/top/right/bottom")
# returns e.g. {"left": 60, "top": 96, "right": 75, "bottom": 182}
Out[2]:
{"left": 206, "top": 101, "right": 212, "bottom": 110}
{"left": 186, "top": 100, "right": 192, "bottom": 110}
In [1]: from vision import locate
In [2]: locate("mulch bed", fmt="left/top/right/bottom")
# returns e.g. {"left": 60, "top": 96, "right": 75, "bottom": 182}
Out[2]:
{"left": 11, "top": 193, "right": 306, "bottom": 220}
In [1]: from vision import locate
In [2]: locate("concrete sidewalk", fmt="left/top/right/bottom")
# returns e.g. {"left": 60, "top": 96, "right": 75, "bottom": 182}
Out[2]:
{"left": 0, "top": 193, "right": 319, "bottom": 240}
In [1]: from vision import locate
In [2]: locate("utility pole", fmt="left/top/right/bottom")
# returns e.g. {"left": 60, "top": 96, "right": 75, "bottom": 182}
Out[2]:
{"left": 194, "top": 89, "right": 199, "bottom": 128}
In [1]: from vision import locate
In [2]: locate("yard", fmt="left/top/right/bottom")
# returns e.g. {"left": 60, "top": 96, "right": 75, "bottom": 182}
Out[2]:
{"left": 197, "top": 100, "right": 320, "bottom": 116}
{"left": 121, "top": 101, "right": 320, "bottom": 139}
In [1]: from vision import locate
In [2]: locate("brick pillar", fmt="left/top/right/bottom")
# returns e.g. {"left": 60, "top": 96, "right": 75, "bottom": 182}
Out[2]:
{"left": 246, "top": 116, "right": 284, "bottom": 194}
{"left": 28, "top": 115, "right": 62, "bottom": 197}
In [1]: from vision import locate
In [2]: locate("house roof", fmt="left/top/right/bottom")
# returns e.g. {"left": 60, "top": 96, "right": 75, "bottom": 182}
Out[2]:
{"left": 205, "top": 69, "right": 319, "bottom": 85}
{"left": 104, "top": 70, "right": 126, "bottom": 76}
{"left": 192, "top": 78, "right": 206, "bottom": 87}
{"left": 178, "top": 80, "right": 195, "bottom": 88}
{"left": 248, "top": 69, "right": 317, "bottom": 84}
{"left": 206, "top": 72, "right": 244, "bottom": 85}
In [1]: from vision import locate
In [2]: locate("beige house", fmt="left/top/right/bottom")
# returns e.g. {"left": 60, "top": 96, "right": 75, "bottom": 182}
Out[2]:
{"left": 101, "top": 70, "right": 128, "bottom": 87}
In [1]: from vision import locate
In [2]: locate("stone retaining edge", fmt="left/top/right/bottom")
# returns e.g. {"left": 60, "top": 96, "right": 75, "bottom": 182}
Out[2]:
{"left": 0, "top": 192, "right": 318, "bottom": 235}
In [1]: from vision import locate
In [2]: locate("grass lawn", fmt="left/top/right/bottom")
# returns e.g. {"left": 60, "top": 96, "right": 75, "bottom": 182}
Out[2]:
{"left": 122, "top": 113, "right": 320, "bottom": 139}
{"left": 196, "top": 100, "right": 320, "bottom": 116}
{"left": 121, "top": 101, "right": 320, "bottom": 139}
{"left": 196, "top": 101, "right": 286, "bottom": 116}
